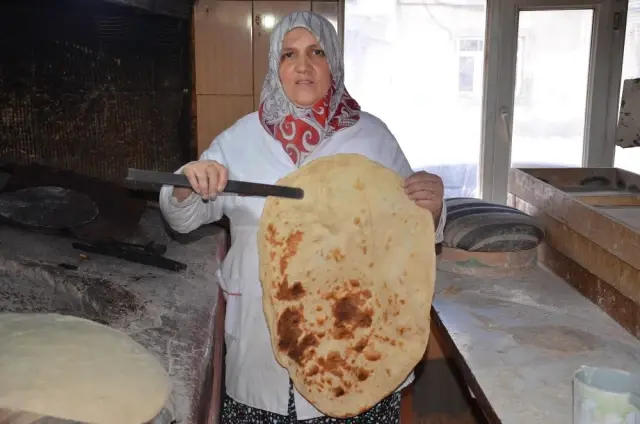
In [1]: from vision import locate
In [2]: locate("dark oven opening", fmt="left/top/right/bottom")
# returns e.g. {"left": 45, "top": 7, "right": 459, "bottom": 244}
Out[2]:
{"left": 0, "top": 0, "right": 193, "bottom": 184}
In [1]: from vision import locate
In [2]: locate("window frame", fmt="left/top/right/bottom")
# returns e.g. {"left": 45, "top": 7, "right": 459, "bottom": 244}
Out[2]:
{"left": 479, "top": 0, "right": 626, "bottom": 204}
{"left": 342, "top": 0, "right": 627, "bottom": 203}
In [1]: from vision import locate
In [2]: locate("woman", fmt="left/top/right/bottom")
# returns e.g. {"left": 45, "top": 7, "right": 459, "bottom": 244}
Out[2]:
{"left": 160, "top": 11, "right": 446, "bottom": 424}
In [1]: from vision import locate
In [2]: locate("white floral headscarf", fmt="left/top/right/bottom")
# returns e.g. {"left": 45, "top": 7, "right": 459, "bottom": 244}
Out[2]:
{"left": 258, "top": 11, "right": 361, "bottom": 166}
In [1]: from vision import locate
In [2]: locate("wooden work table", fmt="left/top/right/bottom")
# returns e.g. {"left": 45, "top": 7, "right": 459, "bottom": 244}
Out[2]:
{"left": 431, "top": 263, "right": 640, "bottom": 423}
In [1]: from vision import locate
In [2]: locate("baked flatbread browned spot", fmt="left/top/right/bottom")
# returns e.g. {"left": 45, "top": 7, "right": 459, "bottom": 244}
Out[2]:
{"left": 258, "top": 154, "right": 436, "bottom": 418}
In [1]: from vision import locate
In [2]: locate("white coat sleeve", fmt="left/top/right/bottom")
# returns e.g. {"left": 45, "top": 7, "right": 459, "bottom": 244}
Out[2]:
{"left": 388, "top": 137, "right": 447, "bottom": 244}
{"left": 159, "top": 140, "right": 227, "bottom": 234}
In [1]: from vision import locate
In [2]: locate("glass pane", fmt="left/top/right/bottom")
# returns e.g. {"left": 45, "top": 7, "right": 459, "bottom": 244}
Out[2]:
{"left": 459, "top": 56, "right": 475, "bottom": 92}
{"left": 510, "top": 9, "right": 593, "bottom": 168}
{"left": 459, "top": 39, "right": 484, "bottom": 52}
{"left": 344, "top": 0, "right": 487, "bottom": 198}
{"left": 614, "top": 8, "right": 640, "bottom": 174}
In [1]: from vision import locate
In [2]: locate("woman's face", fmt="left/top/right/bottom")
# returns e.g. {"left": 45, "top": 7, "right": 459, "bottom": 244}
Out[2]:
{"left": 279, "top": 28, "right": 331, "bottom": 107}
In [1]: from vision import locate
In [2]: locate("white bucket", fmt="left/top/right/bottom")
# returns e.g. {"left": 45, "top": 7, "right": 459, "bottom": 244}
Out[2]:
{"left": 573, "top": 366, "right": 640, "bottom": 424}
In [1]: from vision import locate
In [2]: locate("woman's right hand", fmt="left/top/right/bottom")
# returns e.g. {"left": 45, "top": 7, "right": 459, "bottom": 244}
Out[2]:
{"left": 173, "top": 160, "right": 229, "bottom": 202}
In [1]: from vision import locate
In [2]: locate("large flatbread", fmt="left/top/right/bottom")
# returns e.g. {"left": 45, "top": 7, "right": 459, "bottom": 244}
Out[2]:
{"left": 0, "top": 313, "right": 170, "bottom": 424}
{"left": 258, "top": 154, "right": 436, "bottom": 418}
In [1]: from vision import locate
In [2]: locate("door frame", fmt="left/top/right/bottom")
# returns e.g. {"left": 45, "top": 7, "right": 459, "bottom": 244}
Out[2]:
{"left": 479, "top": 0, "right": 627, "bottom": 204}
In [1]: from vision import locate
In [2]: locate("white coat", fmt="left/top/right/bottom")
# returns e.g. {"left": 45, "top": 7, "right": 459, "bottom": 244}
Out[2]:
{"left": 159, "top": 111, "right": 446, "bottom": 419}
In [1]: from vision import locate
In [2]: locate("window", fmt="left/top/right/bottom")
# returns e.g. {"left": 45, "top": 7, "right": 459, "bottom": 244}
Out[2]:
{"left": 345, "top": 1, "right": 488, "bottom": 198}
{"left": 456, "top": 36, "right": 524, "bottom": 97}
{"left": 626, "top": 22, "right": 640, "bottom": 78}
{"left": 458, "top": 56, "right": 476, "bottom": 92}
{"left": 457, "top": 38, "right": 484, "bottom": 94}
{"left": 510, "top": 10, "right": 593, "bottom": 169}
{"left": 347, "top": 0, "right": 622, "bottom": 202}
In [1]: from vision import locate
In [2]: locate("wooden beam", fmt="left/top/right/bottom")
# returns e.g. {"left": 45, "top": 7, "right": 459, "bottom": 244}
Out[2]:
{"left": 508, "top": 195, "right": 640, "bottom": 309}
{"left": 538, "top": 242, "right": 640, "bottom": 339}
{"left": 573, "top": 194, "right": 640, "bottom": 207}
{"left": 509, "top": 168, "right": 640, "bottom": 273}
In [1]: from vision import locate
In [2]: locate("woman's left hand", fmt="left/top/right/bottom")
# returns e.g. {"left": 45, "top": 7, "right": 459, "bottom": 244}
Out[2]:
{"left": 404, "top": 171, "right": 444, "bottom": 221}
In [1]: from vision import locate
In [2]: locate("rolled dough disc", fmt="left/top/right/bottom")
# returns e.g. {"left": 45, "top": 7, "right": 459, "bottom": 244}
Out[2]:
{"left": 0, "top": 408, "right": 75, "bottom": 423}
{"left": 0, "top": 313, "right": 171, "bottom": 424}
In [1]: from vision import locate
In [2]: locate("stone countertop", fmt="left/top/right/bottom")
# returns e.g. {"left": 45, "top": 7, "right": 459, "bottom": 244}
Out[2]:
{"left": 0, "top": 207, "right": 226, "bottom": 424}
{"left": 433, "top": 265, "right": 640, "bottom": 423}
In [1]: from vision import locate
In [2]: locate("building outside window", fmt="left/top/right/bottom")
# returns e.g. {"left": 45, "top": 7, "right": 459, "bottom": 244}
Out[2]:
{"left": 457, "top": 38, "right": 484, "bottom": 94}
{"left": 456, "top": 36, "right": 524, "bottom": 97}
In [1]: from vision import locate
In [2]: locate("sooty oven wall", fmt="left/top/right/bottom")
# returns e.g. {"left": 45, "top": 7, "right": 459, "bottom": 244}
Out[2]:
{"left": 0, "top": 0, "right": 192, "bottom": 183}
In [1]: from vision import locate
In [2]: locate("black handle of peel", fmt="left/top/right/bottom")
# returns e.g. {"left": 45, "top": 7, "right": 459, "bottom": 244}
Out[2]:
{"left": 126, "top": 169, "right": 304, "bottom": 199}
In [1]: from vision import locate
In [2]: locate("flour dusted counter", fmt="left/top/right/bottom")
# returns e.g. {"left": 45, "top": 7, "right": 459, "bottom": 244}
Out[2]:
{"left": 432, "top": 266, "right": 640, "bottom": 423}
{"left": 424, "top": 167, "right": 640, "bottom": 423}
{"left": 0, "top": 207, "right": 227, "bottom": 424}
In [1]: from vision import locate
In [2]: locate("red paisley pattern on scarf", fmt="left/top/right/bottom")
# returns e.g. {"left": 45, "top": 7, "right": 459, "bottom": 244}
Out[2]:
{"left": 259, "top": 82, "right": 361, "bottom": 166}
